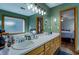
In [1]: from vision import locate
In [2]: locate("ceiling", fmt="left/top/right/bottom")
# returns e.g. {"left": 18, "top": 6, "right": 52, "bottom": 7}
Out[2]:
{"left": 46, "top": 3, "right": 63, "bottom": 8}
{"left": 0, "top": 3, "right": 36, "bottom": 16}
{"left": 0, "top": 3, "right": 63, "bottom": 16}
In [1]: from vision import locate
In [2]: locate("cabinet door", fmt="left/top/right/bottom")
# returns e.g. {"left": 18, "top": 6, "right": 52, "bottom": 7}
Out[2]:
{"left": 51, "top": 39, "right": 56, "bottom": 54}
{"left": 26, "top": 45, "right": 44, "bottom": 55}
{"left": 51, "top": 36, "right": 61, "bottom": 54}
{"left": 55, "top": 36, "right": 61, "bottom": 50}
{"left": 45, "top": 41, "right": 52, "bottom": 55}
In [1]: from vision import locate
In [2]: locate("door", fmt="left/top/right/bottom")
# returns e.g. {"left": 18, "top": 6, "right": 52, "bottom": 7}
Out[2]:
{"left": 60, "top": 7, "right": 78, "bottom": 52}
{"left": 36, "top": 17, "right": 43, "bottom": 34}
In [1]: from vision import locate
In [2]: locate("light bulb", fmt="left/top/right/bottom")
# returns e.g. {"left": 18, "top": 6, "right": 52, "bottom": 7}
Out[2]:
{"left": 34, "top": 6, "right": 37, "bottom": 10}
{"left": 30, "top": 4, "right": 33, "bottom": 8}
{"left": 38, "top": 9, "right": 41, "bottom": 14}
{"left": 32, "top": 5, "right": 37, "bottom": 12}
{"left": 27, "top": 4, "right": 33, "bottom": 10}
{"left": 27, "top": 5, "right": 31, "bottom": 10}
{"left": 44, "top": 11, "right": 46, "bottom": 15}
{"left": 34, "top": 6, "right": 38, "bottom": 13}
{"left": 36, "top": 9, "right": 39, "bottom": 13}
{"left": 32, "top": 7, "right": 35, "bottom": 12}
{"left": 41, "top": 10, "right": 44, "bottom": 15}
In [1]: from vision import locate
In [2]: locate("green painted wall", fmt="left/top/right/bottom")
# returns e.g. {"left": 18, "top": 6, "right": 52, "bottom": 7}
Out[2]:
{"left": 0, "top": 9, "right": 29, "bottom": 32}
{"left": 49, "top": 3, "right": 79, "bottom": 51}
{"left": 29, "top": 3, "right": 51, "bottom": 32}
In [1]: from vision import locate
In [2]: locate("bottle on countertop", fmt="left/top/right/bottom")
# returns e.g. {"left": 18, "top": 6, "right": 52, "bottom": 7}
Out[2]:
{"left": 7, "top": 35, "right": 15, "bottom": 47}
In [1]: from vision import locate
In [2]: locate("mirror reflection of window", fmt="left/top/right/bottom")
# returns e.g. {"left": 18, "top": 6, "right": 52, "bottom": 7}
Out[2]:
{"left": 4, "top": 16, "right": 25, "bottom": 33}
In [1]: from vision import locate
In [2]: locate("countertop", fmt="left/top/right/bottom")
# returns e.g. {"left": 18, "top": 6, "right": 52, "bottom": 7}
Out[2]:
{"left": 0, "top": 32, "right": 60, "bottom": 55}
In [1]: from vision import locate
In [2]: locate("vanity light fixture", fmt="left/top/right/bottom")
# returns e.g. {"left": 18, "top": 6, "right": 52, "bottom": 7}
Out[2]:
{"left": 27, "top": 3, "right": 47, "bottom": 15}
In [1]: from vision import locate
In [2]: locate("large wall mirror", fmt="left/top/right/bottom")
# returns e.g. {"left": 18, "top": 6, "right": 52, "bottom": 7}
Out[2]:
{"left": 3, "top": 16, "right": 25, "bottom": 34}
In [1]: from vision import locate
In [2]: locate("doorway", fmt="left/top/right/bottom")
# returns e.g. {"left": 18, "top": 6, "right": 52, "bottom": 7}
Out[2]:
{"left": 36, "top": 16, "right": 43, "bottom": 34}
{"left": 60, "top": 7, "right": 78, "bottom": 54}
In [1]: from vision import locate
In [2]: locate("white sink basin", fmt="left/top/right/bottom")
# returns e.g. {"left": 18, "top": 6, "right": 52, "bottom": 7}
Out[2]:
{"left": 12, "top": 40, "right": 34, "bottom": 50}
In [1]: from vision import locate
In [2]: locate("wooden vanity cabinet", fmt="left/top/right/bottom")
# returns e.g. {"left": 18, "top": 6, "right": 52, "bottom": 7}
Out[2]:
{"left": 26, "top": 36, "right": 61, "bottom": 55}
{"left": 26, "top": 45, "right": 45, "bottom": 55}
{"left": 44, "top": 36, "right": 61, "bottom": 55}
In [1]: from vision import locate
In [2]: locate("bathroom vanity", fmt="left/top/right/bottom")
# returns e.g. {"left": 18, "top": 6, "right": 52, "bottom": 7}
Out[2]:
{"left": 0, "top": 33, "right": 60, "bottom": 55}
{"left": 26, "top": 35, "right": 61, "bottom": 55}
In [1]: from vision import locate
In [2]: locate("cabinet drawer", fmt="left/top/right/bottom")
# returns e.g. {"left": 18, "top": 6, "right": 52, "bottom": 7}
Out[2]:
{"left": 26, "top": 45, "right": 44, "bottom": 55}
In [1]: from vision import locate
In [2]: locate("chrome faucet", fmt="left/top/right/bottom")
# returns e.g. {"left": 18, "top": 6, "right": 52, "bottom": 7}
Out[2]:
{"left": 25, "top": 35, "right": 31, "bottom": 40}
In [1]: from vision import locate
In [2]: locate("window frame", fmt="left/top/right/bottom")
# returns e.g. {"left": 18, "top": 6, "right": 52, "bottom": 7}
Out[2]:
{"left": 2, "top": 15, "right": 26, "bottom": 34}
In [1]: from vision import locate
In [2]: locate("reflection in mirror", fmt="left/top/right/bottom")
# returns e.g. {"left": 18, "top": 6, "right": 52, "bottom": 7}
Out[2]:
{"left": 4, "top": 16, "right": 25, "bottom": 33}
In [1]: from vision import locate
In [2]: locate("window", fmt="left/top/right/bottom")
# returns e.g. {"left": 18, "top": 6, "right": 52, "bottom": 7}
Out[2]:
{"left": 4, "top": 16, "right": 25, "bottom": 33}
